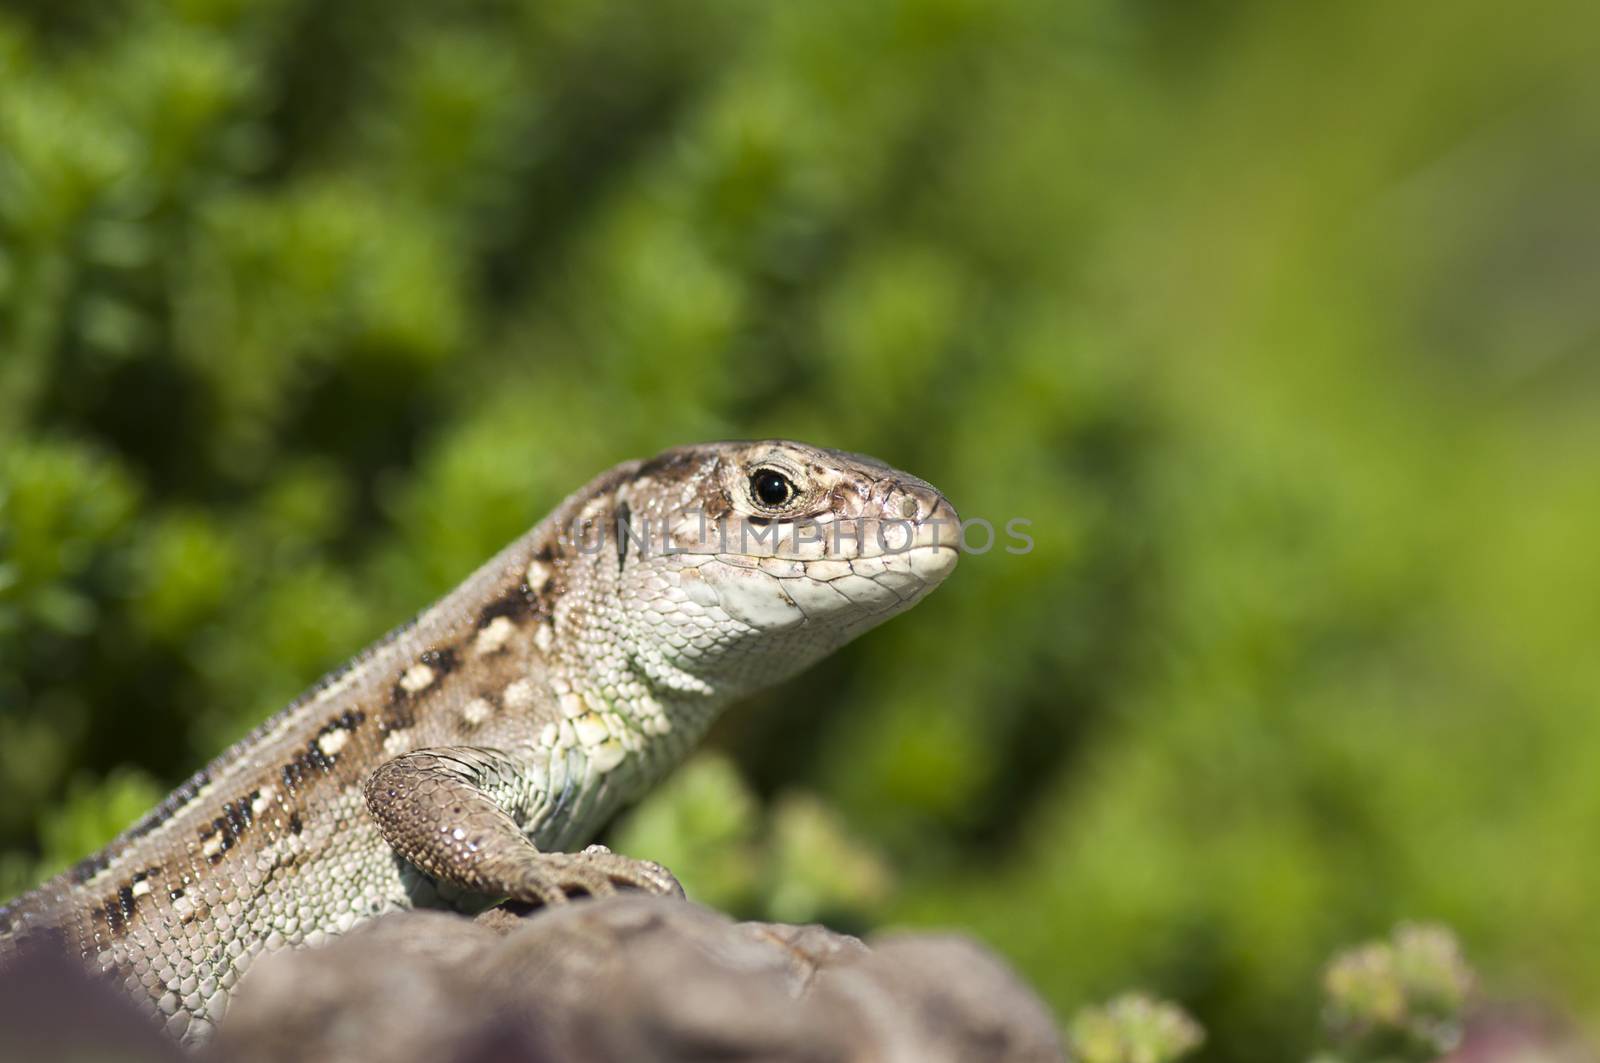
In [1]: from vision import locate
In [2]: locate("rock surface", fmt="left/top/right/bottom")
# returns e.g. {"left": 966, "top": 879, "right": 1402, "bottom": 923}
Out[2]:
{"left": 0, "top": 896, "right": 1064, "bottom": 1061}
{"left": 215, "top": 895, "right": 1065, "bottom": 1063}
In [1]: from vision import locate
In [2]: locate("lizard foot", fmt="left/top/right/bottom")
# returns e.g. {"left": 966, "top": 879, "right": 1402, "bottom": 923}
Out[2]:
{"left": 508, "top": 846, "right": 684, "bottom": 906}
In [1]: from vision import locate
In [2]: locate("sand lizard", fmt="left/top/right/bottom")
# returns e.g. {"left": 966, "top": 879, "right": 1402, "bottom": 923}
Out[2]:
{"left": 0, "top": 440, "right": 960, "bottom": 1044}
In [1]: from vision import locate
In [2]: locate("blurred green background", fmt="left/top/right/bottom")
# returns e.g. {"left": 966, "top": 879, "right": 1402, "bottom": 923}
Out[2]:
{"left": 3, "top": 0, "right": 1599, "bottom": 1058}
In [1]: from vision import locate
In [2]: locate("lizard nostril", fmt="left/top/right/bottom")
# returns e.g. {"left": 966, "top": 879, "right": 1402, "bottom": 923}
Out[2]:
{"left": 899, "top": 497, "right": 919, "bottom": 520}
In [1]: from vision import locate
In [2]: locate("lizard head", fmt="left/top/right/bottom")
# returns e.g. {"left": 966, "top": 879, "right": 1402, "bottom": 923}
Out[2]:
{"left": 554, "top": 440, "right": 959, "bottom": 698}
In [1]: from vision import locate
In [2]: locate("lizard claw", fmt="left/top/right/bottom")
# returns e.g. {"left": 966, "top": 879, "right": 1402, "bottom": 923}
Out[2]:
{"left": 511, "top": 850, "right": 684, "bottom": 906}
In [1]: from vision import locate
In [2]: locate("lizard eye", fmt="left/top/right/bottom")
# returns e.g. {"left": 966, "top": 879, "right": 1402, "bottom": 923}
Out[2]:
{"left": 750, "top": 468, "right": 796, "bottom": 509}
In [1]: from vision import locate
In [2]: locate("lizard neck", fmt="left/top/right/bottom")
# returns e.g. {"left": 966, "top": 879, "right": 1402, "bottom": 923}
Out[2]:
{"left": 541, "top": 520, "right": 758, "bottom": 756}
{"left": 558, "top": 598, "right": 732, "bottom": 765}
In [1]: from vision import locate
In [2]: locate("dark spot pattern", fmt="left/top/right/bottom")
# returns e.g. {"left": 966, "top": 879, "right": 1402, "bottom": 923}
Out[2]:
{"left": 616, "top": 501, "right": 634, "bottom": 571}
{"left": 102, "top": 884, "right": 136, "bottom": 936}
{"left": 388, "top": 650, "right": 454, "bottom": 713}
{"left": 478, "top": 586, "right": 535, "bottom": 627}
{"left": 198, "top": 791, "right": 260, "bottom": 865}
{"left": 383, "top": 637, "right": 480, "bottom": 732}
{"left": 386, "top": 650, "right": 441, "bottom": 730}
{"left": 421, "top": 647, "right": 456, "bottom": 676}
{"left": 283, "top": 710, "right": 367, "bottom": 790}
{"left": 382, "top": 693, "right": 416, "bottom": 734}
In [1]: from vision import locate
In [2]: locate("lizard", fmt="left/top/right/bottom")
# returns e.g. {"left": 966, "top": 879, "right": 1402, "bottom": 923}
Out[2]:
{"left": 0, "top": 439, "right": 960, "bottom": 1046}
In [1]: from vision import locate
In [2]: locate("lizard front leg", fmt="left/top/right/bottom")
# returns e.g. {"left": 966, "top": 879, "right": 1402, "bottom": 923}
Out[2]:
{"left": 363, "top": 747, "right": 682, "bottom": 905}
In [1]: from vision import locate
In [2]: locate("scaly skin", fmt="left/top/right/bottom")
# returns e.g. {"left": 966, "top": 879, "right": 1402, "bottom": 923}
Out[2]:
{"left": 0, "top": 440, "right": 959, "bottom": 1045}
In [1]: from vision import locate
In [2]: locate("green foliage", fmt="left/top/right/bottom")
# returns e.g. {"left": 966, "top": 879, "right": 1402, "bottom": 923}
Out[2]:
{"left": 1314, "top": 925, "right": 1474, "bottom": 1063}
{"left": 610, "top": 752, "right": 891, "bottom": 927}
{"left": 1069, "top": 994, "right": 1205, "bottom": 1063}
{"left": 3, "top": 0, "right": 1599, "bottom": 1059}
{"left": 0, "top": 768, "right": 163, "bottom": 901}
{"left": 1065, "top": 927, "right": 1475, "bottom": 1063}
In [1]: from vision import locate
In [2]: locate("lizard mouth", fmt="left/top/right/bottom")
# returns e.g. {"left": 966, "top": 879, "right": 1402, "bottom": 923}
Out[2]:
{"left": 909, "top": 543, "right": 960, "bottom": 582}
{"left": 899, "top": 492, "right": 961, "bottom": 583}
